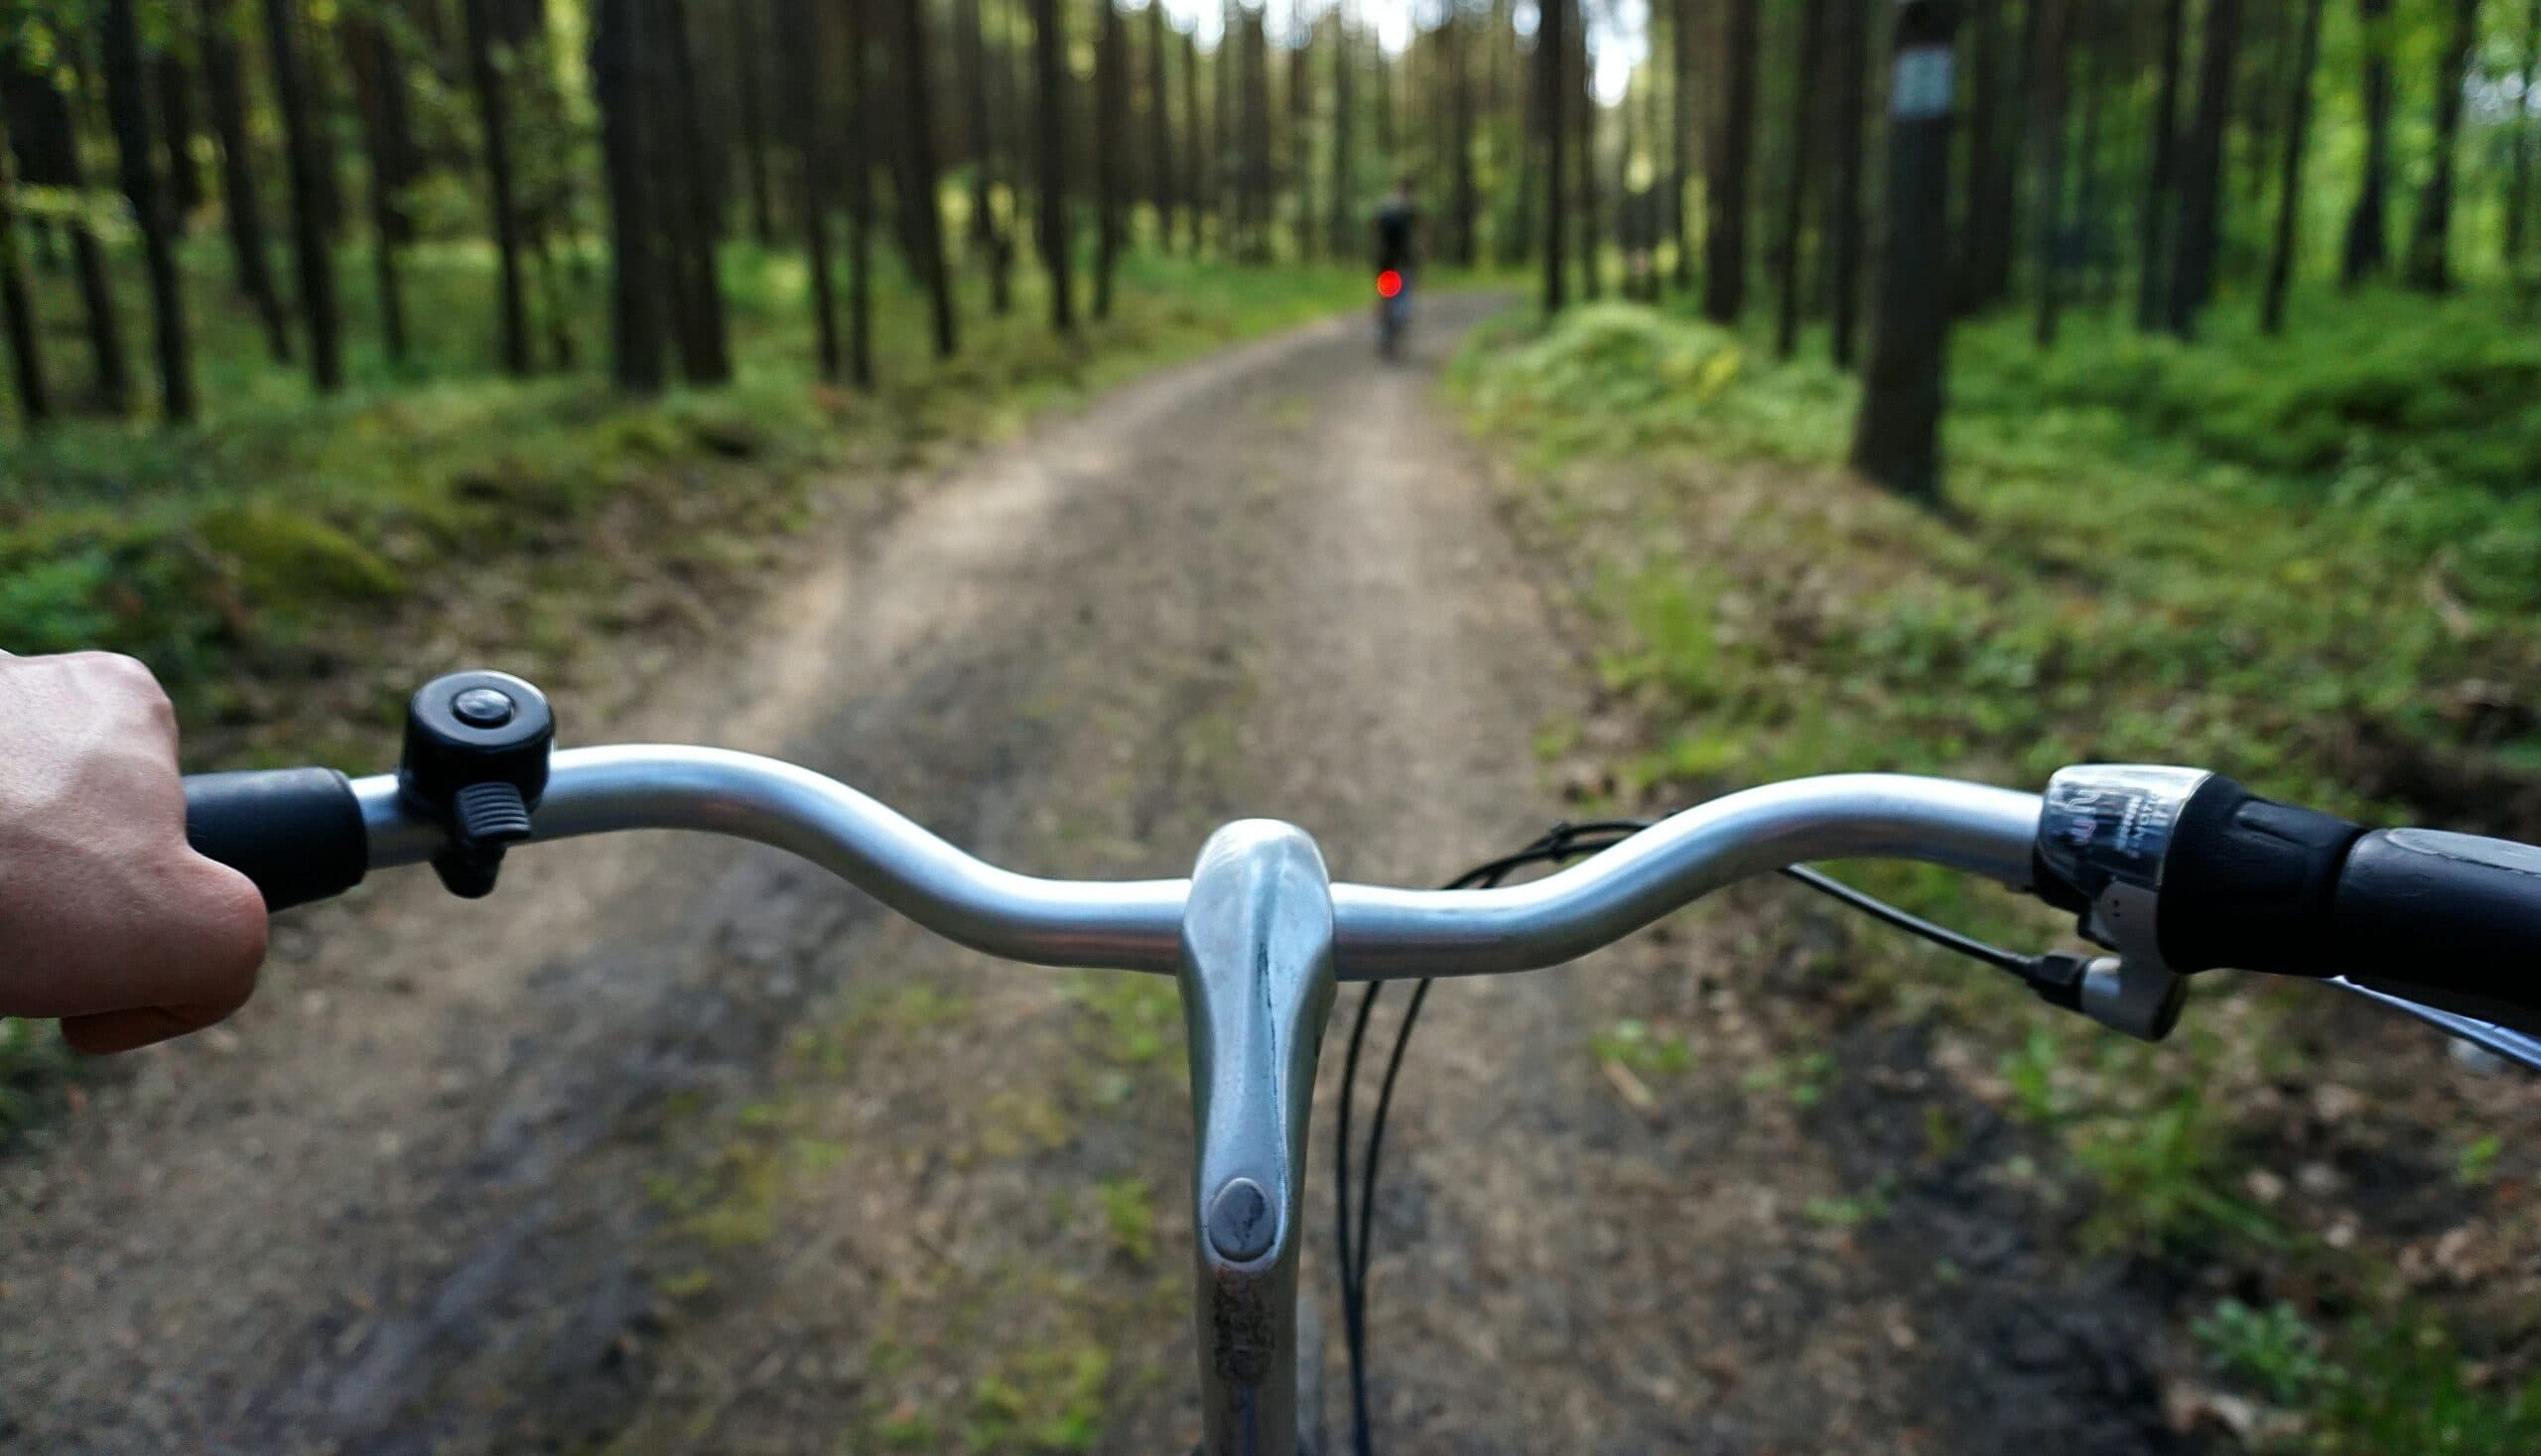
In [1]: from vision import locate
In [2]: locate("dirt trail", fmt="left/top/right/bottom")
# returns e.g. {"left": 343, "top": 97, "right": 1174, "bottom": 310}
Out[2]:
{"left": 0, "top": 304, "right": 2185, "bottom": 1455}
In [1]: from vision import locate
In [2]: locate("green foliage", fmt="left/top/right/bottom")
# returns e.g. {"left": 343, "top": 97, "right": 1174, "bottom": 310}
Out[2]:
{"left": 1589, "top": 1017, "right": 1694, "bottom": 1077}
{"left": 1093, "top": 1175, "right": 1156, "bottom": 1265}
{"left": 2196, "top": 1299, "right": 2541, "bottom": 1456}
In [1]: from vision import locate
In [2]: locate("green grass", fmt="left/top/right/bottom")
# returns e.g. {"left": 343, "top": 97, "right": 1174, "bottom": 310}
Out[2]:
{"left": 2197, "top": 1299, "right": 2541, "bottom": 1456}
{"left": 1448, "top": 287, "right": 2541, "bottom": 1446}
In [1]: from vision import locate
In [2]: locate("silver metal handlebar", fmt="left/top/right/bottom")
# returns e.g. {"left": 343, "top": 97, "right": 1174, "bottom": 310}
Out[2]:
{"left": 351, "top": 745, "right": 2045, "bottom": 980}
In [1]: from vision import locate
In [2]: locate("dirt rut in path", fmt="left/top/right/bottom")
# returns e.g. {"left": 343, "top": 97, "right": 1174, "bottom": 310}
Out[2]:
{"left": 1, "top": 303, "right": 2186, "bottom": 1455}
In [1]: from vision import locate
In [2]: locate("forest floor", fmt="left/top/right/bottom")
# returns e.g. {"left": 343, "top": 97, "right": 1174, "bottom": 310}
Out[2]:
{"left": 0, "top": 300, "right": 2234, "bottom": 1455}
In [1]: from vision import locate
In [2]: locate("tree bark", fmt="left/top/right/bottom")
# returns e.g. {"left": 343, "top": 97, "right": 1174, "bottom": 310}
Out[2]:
{"left": 2260, "top": 0, "right": 2325, "bottom": 331}
{"left": 1829, "top": 0, "right": 1870, "bottom": 365}
{"left": 154, "top": 55, "right": 203, "bottom": 220}
{"left": 2, "top": 51, "right": 133, "bottom": 410}
{"left": 2029, "top": 0, "right": 2073, "bottom": 347}
{"left": 463, "top": 0, "right": 531, "bottom": 373}
{"left": 1329, "top": 0, "right": 1356, "bottom": 257}
{"left": 197, "top": 0, "right": 290, "bottom": 359}
{"left": 2341, "top": 0, "right": 2392, "bottom": 284}
{"left": 892, "top": 0, "right": 959, "bottom": 354}
{"left": 2404, "top": 0, "right": 2481, "bottom": 292}
{"left": 1539, "top": 0, "right": 1568, "bottom": 313}
{"left": 1094, "top": 0, "right": 1126, "bottom": 319}
{"left": 592, "top": 0, "right": 666, "bottom": 391}
{"left": 1573, "top": 6, "right": 1601, "bottom": 300}
{"left": 845, "top": 0, "right": 876, "bottom": 384}
{"left": 343, "top": 11, "right": 412, "bottom": 363}
{"left": 1776, "top": 0, "right": 1827, "bottom": 357}
{"left": 1030, "top": 0, "right": 1075, "bottom": 330}
{"left": 1182, "top": 25, "right": 1204, "bottom": 252}
{"left": 1704, "top": 0, "right": 1760, "bottom": 323}
{"left": 106, "top": 0, "right": 199, "bottom": 420}
{"left": 660, "top": 0, "right": 734, "bottom": 381}
{"left": 2134, "top": 0, "right": 2186, "bottom": 325}
{"left": 1148, "top": 0, "right": 1178, "bottom": 249}
{"left": 2166, "top": 0, "right": 2239, "bottom": 335}
{"left": 1671, "top": 0, "right": 1694, "bottom": 290}
{"left": 0, "top": 119, "right": 48, "bottom": 427}
{"left": 1853, "top": 0, "right": 1962, "bottom": 502}
{"left": 2511, "top": 0, "right": 2540, "bottom": 268}
{"left": 735, "top": 0, "right": 776, "bottom": 246}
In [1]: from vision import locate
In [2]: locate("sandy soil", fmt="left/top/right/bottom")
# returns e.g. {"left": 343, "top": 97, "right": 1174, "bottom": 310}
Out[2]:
{"left": 0, "top": 302, "right": 2192, "bottom": 1455}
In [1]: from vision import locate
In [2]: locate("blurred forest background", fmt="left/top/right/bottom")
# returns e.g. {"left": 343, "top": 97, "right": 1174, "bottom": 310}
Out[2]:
{"left": 7, "top": 0, "right": 2541, "bottom": 1449}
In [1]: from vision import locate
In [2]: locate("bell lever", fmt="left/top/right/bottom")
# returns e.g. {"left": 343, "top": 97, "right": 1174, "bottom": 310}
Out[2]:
{"left": 398, "top": 670, "right": 556, "bottom": 899}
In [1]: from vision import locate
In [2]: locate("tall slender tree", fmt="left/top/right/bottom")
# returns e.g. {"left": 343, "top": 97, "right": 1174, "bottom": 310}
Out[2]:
{"left": 1776, "top": 0, "right": 1828, "bottom": 356}
{"left": 1148, "top": 0, "right": 1178, "bottom": 249}
{"left": 2135, "top": 0, "right": 2187, "bottom": 325}
{"left": 2342, "top": 0, "right": 2393, "bottom": 284}
{"left": 104, "top": 0, "right": 197, "bottom": 420}
{"left": 1671, "top": 0, "right": 1694, "bottom": 290}
{"left": 2404, "top": 0, "right": 2482, "bottom": 291}
{"left": 1704, "top": 0, "right": 1760, "bottom": 322}
{"left": 1328, "top": 0, "right": 1356, "bottom": 256}
{"left": 2030, "top": 0, "right": 2073, "bottom": 346}
{"left": 153, "top": 54, "right": 202, "bottom": 220}
{"left": 735, "top": 0, "right": 776, "bottom": 245}
{"left": 2261, "top": 0, "right": 2327, "bottom": 331}
{"left": 343, "top": 8, "right": 413, "bottom": 364}
{"left": 1030, "top": 0, "right": 1075, "bottom": 330}
{"left": 2511, "top": 0, "right": 2541, "bottom": 269}
{"left": 894, "top": 0, "right": 959, "bottom": 354}
{"left": 6, "top": 39, "right": 133, "bottom": 409}
{"left": 2167, "top": 0, "right": 2241, "bottom": 335}
{"left": 197, "top": 0, "right": 289, "bottom": 362}
{"left": 1828, "top": 0, "right": 1870, "bottom": 365}
{"left": 1181, "top": 23, "right": 1204, "bottom": 251}
{"left": 660, "top": 0, "right": 733, "bottom": 381}
{"left": 1854, "top": 0, "right": 1963, "bottom": 500}
{"left": 785, "top": 0, "right": 841, "bottom": 379}
{"left": 1095, "top": 0, "right": 1127, "bottom": 319}
{"left": 845, "top": 0, "right": 876, "bottom": 384}
{"left": 0, "top": 113, "right": 48, "bottom": 428}
{"left": 591, "top": 0, "right": 666, "bottom": 391}
{"left": 1538, "top": 0, "right": 1568, "bottom": 312}
{"left": 464, "top": 0, "right": 531, "bottom": 372}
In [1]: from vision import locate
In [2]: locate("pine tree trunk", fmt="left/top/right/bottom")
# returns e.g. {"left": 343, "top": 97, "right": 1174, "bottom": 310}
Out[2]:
{"left": 343, "top": 12, "right": 411, "bottom": 363}
{"left": 1853, "top": 0, "right": 1963, "bottom": 501}
{"left": 1539, "top": 0, "right": 1568, "bottom": 312}
{"left": 1182, "top": 27, "right": 1204, "bottom": 252}
{"left": 891, "top": 0, "right": 958, "bottom": 354}
{"left": 1828, "top": 0, "right": 1869, "bottom": 366}
{"left": 105, "top": 0, "right": 199, "bottom": 420}
{"left": 2342, "top": 0, "right": 2392, "bottom": 284}
{"left": 2510, "top": 0, "right": 2540, "bottom": 269}
{"left": 2166, "top": 0, "right": 2239, "bottom": 335}
{"left": 191, "top": 0, "right": 291, "bottom": 362}
{"left": 2135, "top": 0, "right": 2186, "bottom": 325}
{"left": 1094, "top": 0, "right": 1126, "bottom": 320}
{"left": 464, "top": 0, "right": 531, "bottom": 373}
{"left": 0, "top": 122, "right": 48, "bottom": 427}
{"left": 154, "top": 56, "right": 203, "bottom": 220}
{"left": 2, "top": 57, "right": 134, "bottom": 411}
{"left": 2261, "top": 0, "right": 2326, "bottom": 331}
{"left": 1287, "top": 0, "right": 1311, "bottom": 261}
{"left": 1573, "top": 3, "right": 1601, "bottom": 300}
{"left": 2030, "top": 0, "right": 2073, "bottom": 347}
{"left": 1671, "top": 0, "right": 1694, "bottom": 291}
{"left": 1329, "top": 0, "right": 1355, "bottom": 257}
{"left": 1030, "top": 0, "right": 1075, "bottom": 330}
{"left": 1775, "top": 0, "right": 1827, "bottom": 357}
{"left": 591, "top": 0, "right": 665, "bottom": 391}
{"left": 845, "top": 0, "right": 876, "bottom": 383}
{"left": 1147, "top": 0, "right": 1177, "bottom": 250}
{"left": 660, "top": 0, "right": 734, "bottom": 380}
{"left": 1704, "top": 0, "right": 1759, "bottom": 323}
{"left": 2404, "top": 0, "right": 2480, "bottom": 292}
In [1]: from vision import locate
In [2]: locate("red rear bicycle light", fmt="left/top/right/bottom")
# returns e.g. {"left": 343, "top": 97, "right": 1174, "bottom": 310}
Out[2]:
{"left": 1377, "top": 270, "right": 1404, "bottom": 299}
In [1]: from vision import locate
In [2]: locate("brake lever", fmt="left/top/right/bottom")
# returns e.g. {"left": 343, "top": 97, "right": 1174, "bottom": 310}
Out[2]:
{"left": 2331, "top": 978, "right": 2541, "bottom": 1073}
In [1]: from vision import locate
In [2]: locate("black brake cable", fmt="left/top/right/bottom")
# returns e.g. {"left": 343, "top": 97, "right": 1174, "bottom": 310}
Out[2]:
{"left": 1331, "top": 818, "right": 2033, "bottom": 1456}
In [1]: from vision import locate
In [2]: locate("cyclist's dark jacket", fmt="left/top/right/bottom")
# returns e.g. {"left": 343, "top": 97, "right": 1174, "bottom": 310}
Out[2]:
{"left": 1374, "top": 200, "right": 1416, "bottom": 273}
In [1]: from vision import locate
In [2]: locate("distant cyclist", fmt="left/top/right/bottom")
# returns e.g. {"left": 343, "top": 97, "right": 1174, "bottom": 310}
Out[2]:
{"left": 1372, "top": 177, "right": 1420, "bottom": 356}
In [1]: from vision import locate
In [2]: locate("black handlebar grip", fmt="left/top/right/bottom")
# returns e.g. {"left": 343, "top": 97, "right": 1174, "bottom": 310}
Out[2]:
{"left": 2327, "top": 830, "right": 2541, "bottom": 1007}
{"left": 183, "top": 768, "right": 369, "bottom": 912}
{"left": 2156, "top": 775, "right": 2366, "bottom": 975}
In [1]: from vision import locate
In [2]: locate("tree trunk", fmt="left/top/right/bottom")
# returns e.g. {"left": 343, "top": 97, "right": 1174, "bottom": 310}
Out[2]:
{"left": 660, "top": 0, "right": 734, "bottom": 380}
{"left": 2403, "top": 0, "right": 2480, "bottom": 292}
{"left": 1775, "top": 0, "right": 1827, "bottom": 357}
{"left": 463, "top": 0, "right": 531, "bottom": 373}
{"left": 736, "top": 0, "right": 775, "bottom": 246}
{"left": 1672, "top": 0, "right": 1695, "bottom": 291}
{"left": 2, "top": 54, "right": 133, "bottom": 411}
{"left": 2341, "top": 0, "right": 2392, "bottom": 284}
{"left": 343, "top": 11, "right": 412, "bottom": 363}
{"left": 2260, "top": 0, "right": 2325, "bottom": 331}
{"left": 1287, "top": 0, "right": 1311, "bottom": 261}
{"left": 2030, "top": 0, "right": 2073, "bottom": 347}
{"left": 1829, "top": 0, "right": 1869, "bottom": 366}
{"left": 958, "top": 0, "right": 995, "bottom": 256}
{"left": 1094, "top": 0, "right": 1126, "bottom": 319}
{"left": 0, "top": 122, "right": 48, "bottom": 427}
{"left": 2510, "top": 0, "right": 2541, "bottom": 269}
{"left": 1450, "top": 12, "right": 1477, "bottom": 265}
{"left": 781, "top": 0, "right": 840, "bottom": 379}
{"left": 1704, "top": 0, "right": 1760, "bottom": 323}
{"left": 1182, "top": 26, "right": 1204, "bottom": 252}
{"left": 154, "top": 56, "right": 203, "bottom": 220}
{"left": 1539, "top": 0, "right": 1568, "bottom": 312}
{"left": 1853, "top": 0, "right": 1962, "bottom": 502}
{"left": 2135, "top": 0, "right": 2186, "bottom": 325}
{"left": 190, "top": 0, "right": 291, "bottom": 363}
{"left": 1329, "top": 0, "right": 1356, "bottom": 257}
{"left": 1958, "top": 0, "right": 2002, "bottom": 310}
{"left": 2166, "top": 0, "right": 2239, "bottom": 335}
{"left": 1148, "top": 0, "right": 1177, "bottom": 250}
{"left": 592, "top": 0, "right": 666, "bottom": 391}
{"left": 892, "top": 0, "right": 959, "bottom": 354}
{"left": 106, "top": 0, "right": 199, "bottom": 421}
{"left": 1030, "top": 0, "right": 1075, "bottom": 330}
{"left": 264, "top": 0, "right": 343, "bottom": 391}
{"left": 1573, "top": 7, "right": 1601, "bottom": 300}
{"left": 846, "top": 0, "right": 876, "bottom": 384}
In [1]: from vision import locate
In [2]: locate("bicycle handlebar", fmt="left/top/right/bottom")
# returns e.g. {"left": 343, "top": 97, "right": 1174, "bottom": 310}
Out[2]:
{"left": 189, "top": 746, "right": 2046, "bottom": 980}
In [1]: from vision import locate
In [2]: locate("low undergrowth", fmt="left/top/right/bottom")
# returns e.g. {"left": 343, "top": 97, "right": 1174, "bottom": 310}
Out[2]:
{"left": 1450, "top": 293, "right": 2541, "bottom": 1454}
